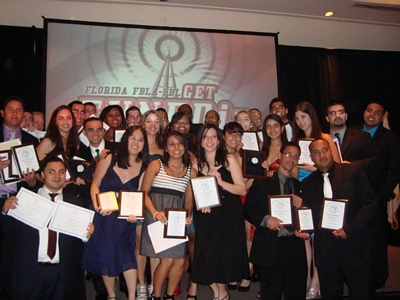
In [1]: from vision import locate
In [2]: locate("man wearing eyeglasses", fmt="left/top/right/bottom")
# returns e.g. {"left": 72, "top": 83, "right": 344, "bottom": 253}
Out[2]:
{"left": 68, "top": 100, "right": 85, "bottom": 128}
{"left": 244, "top": 142, "right": 308, "bottom": 299}
{"left": 325, "top": 102, "right": 372, "bottom": 165}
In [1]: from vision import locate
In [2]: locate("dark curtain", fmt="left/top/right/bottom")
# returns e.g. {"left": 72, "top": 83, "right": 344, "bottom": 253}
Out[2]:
{"left": 277, "top": 45, "right": 400, "bottom": 134}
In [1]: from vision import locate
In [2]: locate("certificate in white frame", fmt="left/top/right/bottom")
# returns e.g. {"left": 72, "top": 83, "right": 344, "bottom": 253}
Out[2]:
{"left": 164, "top": 208, "right": 188, "bottom": 239}
{"left": 118, "top": 190, "right": 145, "bottom": 219}
{"left": 320, "top": 198, "right": 348, "bottom": 231}
{"left": 190, "top": 176, "right": 221, "bottom": 210}
{"left": 241, "top": 132, "right": 259, "bottom": 151}
{"left": 268, "top": 195, "right": 293, "bottom": 226}
{"left": 298, "top": 138, "right": 314, "bottom": 165}
{"left": 11, "top": 143, "right": 41, "bottom": 174}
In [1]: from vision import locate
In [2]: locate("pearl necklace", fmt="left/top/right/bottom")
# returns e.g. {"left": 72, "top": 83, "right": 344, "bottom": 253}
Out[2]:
{"left": 168, "top": 162, "right": 184, "bottom": 172}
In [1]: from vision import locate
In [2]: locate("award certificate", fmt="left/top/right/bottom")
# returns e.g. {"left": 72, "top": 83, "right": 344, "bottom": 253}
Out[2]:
{"left": 164, "top": 208, "right": 188, "bottom": 239}
{"left": 320, "top": 198, "right": 348, "bottom": 230}
{"left": 114, "top": 129, "right": 126, "bottom": 143}
{"left": 96, "top": 191, "right": 119, "bottom": 211}
{"left": 269, "top": 195, "right": 293, "bottom": 226}
{"left": 296, "top": 207, "right": 314, "bottom": 232}
{"left": 12, "top": 143, "right": 40, "bottom": 173}
{"left": 49, "top": 201, "right": 94, "bottom": 239}
{"left": 8, "top": 187, "right": 55, "bottom": 230}
{"left": 298, "top": 139, "right": 314, "bottom": 165}
{"left": 118, "top": 191, "right": 145, "bottom": 219}
{"left": 241, "top": 132, "right": 259, "bottom": 151}
{"left": 191, "top": 176, "right": 221, "bottom": 210}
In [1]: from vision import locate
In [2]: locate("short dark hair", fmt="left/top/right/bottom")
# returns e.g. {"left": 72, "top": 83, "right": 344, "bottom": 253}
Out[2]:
{"left": 367, "top": 101, "right": 386, "bottom": 115}
{"left": 269, "top": 97, "right": 287, "bottom": 111}
{"left": 68, "top": 100, "right": 84, "bottom": 108}
{"left": 326, "top": 102, "right": 346, "bottom": 115}
{"left": 308, "top": 138, "right": 330, "bottom": 152}
{"left": 41, "top": 156, "right": 67, "bottom": 172}
{"left": 83, "top": 117, "right": 102, "bottom": 128}
{"left": 280, "top": 141, "right": 301, "bottom": 154}
{"left": 84, "top": 102, "right": 96, "bottom": 107}
{"left": 3, "top": 96, "right": 26, "bottom": 111}
{"left": 126, "top": 106, "right": 141, "bottom": 118}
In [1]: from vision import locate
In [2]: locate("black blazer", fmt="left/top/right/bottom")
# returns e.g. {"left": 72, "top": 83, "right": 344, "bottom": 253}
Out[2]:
{"left": 244, "top": 172, "right": 304, "bottom": 267}
{"left": 340, "top": 127, "right": 373, "bottom": 169}
{"left": 3, "top": 185, "right": 88, "bottom": 299}
{"left": 302, "top": 162, "right": 377, "bottom": 265}
{"left": 0, "top": 123, "right": 39, "bottom": 146}
{"left": 80, "top": 140, "right": 118, "bottom": 162}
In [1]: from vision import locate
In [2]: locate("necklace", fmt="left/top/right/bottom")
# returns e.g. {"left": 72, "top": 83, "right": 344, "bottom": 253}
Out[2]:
{"left": 168, "top": 162, "right": 184, "bottom": 172}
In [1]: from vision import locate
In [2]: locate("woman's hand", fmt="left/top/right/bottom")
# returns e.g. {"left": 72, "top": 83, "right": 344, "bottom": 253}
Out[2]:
{"left": 261, "top": 160, "right": 269, "bottom": 170}
{"left": 127, "top": 214, "right": 137, "bottom": 223}
{"left": 185, "top": 216, "right": 193, "bottom": 227}
{"left": 86, "top": 223, "right": 95, "bottom": 238}
{"left": 154, "top": 211, "right": 167, "bottom": 224}
{"left": 201, "top": 206, "right": 211, "bottom": 213}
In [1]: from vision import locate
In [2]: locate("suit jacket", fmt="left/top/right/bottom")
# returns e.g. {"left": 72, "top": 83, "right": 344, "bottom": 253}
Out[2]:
{"left": 354, "top": 123, "right": 400, "bottom": 202}
{"left": 3, "top": 184, "right": 89, "bottom": 300}
{"left": 340, "top": 127, "right": 373, "bottom": 169}
{"left": 244, "top": 172, "right": 305, "bottom": 267}
{"left": 0, "top": 122, "right": 39, "bottom": 146}
{"left": 80, "top": 140, "right": 118, "bottom": 162}
{"left": 302, "top": 162, "right": 377, "bottom": 267}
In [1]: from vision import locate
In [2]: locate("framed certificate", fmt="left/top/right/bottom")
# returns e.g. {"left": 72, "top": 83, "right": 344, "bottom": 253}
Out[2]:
{"left": 49, "top": 201, "right": 95, "bottom": 240}
{"left": 298, "top": 138, "right": 314, "bottom": 165}
{"left": 114, "top": 129, "right": 126, "bottom": 143}
{"left": 333, "top": 138, "right": 344, "bottom": 163}
{"left": 191, "top": 176, "right": 221, "bottom": 210}
{"left": 11, "top": 143, "right": 40, "bottom": 174}
{"left": 296, "top": 207, "right": 314, "bottom": 232}
{"left": 241, "top": 132, "right": 259, "bottom": 151}
{"left": 96, "top": 191, "right": 119, "bottom": 211}
{"left": 0, "top": 150, "right": 20, "bottom": 184}
{"left": 184, "top": 134, "right": 196, "bottom": 152}
{"left": 163, "top": 208, "right": 188, "bottom": 239}
{"left": 242, "top": 150, "right": 267, "bottom": 179}
{"left": 118, "top": 191, "right": 145, "bottom": 219}
{"left": 320, "top": 198, "right": 348, "bottom": 231}
{"left": 268, "top": 195, "right": 293, "bottom": 226}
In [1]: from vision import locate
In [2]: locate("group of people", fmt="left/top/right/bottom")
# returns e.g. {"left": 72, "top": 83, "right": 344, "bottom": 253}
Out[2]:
{"left": 0, "top": 96, "right": 399, "bottom": 300}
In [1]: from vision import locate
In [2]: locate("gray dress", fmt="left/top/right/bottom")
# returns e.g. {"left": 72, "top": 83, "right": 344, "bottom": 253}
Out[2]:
{"left": 140, "top": 160, "right": 191, "bottom": 258}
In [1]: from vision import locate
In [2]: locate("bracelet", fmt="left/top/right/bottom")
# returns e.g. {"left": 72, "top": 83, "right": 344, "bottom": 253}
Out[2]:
{"left": 153, "top": 211, "right": 160, "bottom": 221}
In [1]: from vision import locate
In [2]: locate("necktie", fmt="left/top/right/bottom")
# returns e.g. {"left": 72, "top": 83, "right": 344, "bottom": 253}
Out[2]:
{"left": 323, "top": 173, "right": 333, "bottom": 198}
{"left": 47, "top": 193, "right": 59, "bottom": 259}
{"left": 8, "top": 131, "right": 16, "bottom": 140}
{"left": 284, "top": 177, "right": 292, "bottom": 194}
{"left": 95, "top": 149, "right": 100, "bottom": 161}
{"left": 334, "top": 133, "right": 341, "bottom": 146}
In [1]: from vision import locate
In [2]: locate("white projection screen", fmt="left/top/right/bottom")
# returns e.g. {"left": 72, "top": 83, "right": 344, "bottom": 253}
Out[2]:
{"left": 44, "top": 19, "right": 278, "bottom": 126}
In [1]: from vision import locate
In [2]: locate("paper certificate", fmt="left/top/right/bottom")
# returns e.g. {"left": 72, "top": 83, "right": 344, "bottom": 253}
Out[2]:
{"left": 12, "top": 143, "right": 40, "bottom": 173}
{"left": 298, "top": 139, "right": 314, "bottom": 165}
{"left": 320, "top": 198, "right": 348, "bottom": 230}
{"left": 241, "top": 132, "right": 259, "bottom": 151}
{"left": 242, "top": 150, "right": 267, "bottom": 179}
{"left": 191, "top": 176, "right": 221, "bottom": 210}
{"left": 148, "top": 221, "right": 188, "bottom": 254}
{"left": 96, "top": 191, "right": 119, "bottom": 211}
{"left": 118, "top": 191, "right": 145, "bottom": 219}
{"left": 8, "top": 188, "right": 55, "bottom": 230}
{"left": 269, "top": 195, "right": 293, "bottom": 226}
{"left": 296, "top": 207, "right": 314, "bottom": 232}
{"left": 49, "top": 201, "right": 94, "bottom": 240}
{"left": 164, "top": 208, "right": 188, "bottom": 239}
{"left": 114, "top": 129, "right": 126, "bottom": 143}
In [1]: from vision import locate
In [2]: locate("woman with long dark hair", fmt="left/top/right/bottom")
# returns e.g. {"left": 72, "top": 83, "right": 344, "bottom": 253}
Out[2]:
{"left": 192, "top": 123, "right": 248, "bottom": 300}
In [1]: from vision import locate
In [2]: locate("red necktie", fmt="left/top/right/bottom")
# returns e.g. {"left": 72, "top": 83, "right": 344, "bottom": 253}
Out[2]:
{"left": 47, "top": 193, "right": 59, "bottom": 259}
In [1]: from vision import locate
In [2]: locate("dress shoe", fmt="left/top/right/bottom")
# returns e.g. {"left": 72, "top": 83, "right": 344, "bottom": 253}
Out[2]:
{"left": 227, "top": 283, "right": 237, "bottom": 290}
{"left": 173, "top": 287, "right": 181, "bottom": 296}
{"left": 238, "top": 278, "right": 251, "bottom": 292}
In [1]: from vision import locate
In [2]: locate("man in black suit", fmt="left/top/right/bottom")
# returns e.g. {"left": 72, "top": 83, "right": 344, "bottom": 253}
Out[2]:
{"left": 0, "top": 96, "right": 39, "bottom": 299}
{"left": 325, "top": 102, "right": 372, "bottom": 167}
{"left": 355, "top": 101, "right": 400, "bottom": 288}
{"left": 302, "top": 138, "right": 377, "bottom": 300}
{"left": 244, "top": 142, "right": 308, "bottom": 300}
{"left": 1, "top": 157, "right": 94, "bottom": 299}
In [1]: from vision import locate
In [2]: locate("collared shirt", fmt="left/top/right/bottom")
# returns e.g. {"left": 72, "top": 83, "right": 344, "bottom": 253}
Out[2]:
{"left": 330, "top": 126, "right": 347, "bottom": 146}
{"left": 284, "top": 122, "right": 293, "bottom": 142}
{"left": 90, "top": 139, "right": 105, "bottom": 159}
{"left": 362, "top": 124, "right": 379, "bottom": 138}
{"left": 37, "top": 186, "right": 63, "bottom": 263}
{"left": 277, "top": 170, "right": 293, "bottom": 195}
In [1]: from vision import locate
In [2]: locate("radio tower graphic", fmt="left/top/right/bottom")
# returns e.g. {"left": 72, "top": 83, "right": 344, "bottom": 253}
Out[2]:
{"left": 151, "top": 47, "right": 177, "bottom": 98}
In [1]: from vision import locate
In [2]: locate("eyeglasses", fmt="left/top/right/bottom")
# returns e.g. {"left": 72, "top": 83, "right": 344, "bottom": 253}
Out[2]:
{"left": 128, "top": 136, "right": 144, "bottom": 142}
{"left": 283, "top": 152, "right": 300, "bottom": 160}
{"left": 328, "top": 110, "right": 345, "bottom": 116}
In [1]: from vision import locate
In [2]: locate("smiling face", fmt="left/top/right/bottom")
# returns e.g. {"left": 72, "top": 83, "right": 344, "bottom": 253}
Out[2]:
{"left": 84, "top": 103, "right": 97, "bottom": 120}
{"left": 127, "top": 128, "right": 145, "bottom": 156}
{"left": 166, "top": 134, "right": 185, "bottom": 160}
{"left": 201, "top": 128, "right": 219, "bottom": 152}
{"left": 126, "top": 109, "right": 142, "bottom": 127}
{"left": 41, "top": 161, "right": 67, "bottom": 192}
{"left": 235, "top": 111, "right": 252, "bottom": 131}
{"left": 55, "top": 109, "right": 73, "bottom": 134}
{"left": 270, "top": 101, "right": 288, "bottom": 122}
{"left": 143, "top": 113, "right": 160, "bottom": 136}
{"left": 310, "top": 139, "right": 334, "bottom": 173}
{"left": 1, "top": 100, "right": 24, "bottom": 130}
{"left": 363, "top": 103, "right": 384, "bottom": 129}
{"left": 295, "top": 111, "right": 312, "bottom": 136}
{"left": 84, "top": 119, "right": 105, "bottom": 147}
{"left": 105, "top": 108, "right": 122, "bottom": 129}
{"left": 71, "top": 103, "right": 85, "bottom": 127}
{"left": 265, "top": 118, "right": 283, "bottom": 140}
{"left": 204, "top": 110, "right": 220, "bottom": 126}
{"left": 224, "top": 131, "right": 242, "bottom": 152}
{"left": 172, "top": 115, "right": 190, "bottom": 135}
{"left": 278, "top": 145, "right": 300, "bottom": 176}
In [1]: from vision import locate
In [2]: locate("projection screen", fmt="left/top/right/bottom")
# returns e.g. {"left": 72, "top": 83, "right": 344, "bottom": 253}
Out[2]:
{"left": 44, "top": 19, "right": 278, "bottom": 126}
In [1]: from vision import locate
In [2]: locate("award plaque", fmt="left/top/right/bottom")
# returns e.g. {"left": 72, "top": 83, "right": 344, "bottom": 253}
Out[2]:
{"left": 242, "top": 150, "right": 267, "bottom": 179}
{"left": 11, "top": 143, "right": 40, "bottom": 174}
{"left": 96, "top": 191, "right": 119, "bottom": 211}
{"left": 0, "top": 150, "right": 20, "bottom": 184}
{"left": 114, "top": 129, "right": 126, "bottom": 143}
{"left": 320, "top": 198, "right": 348, "bottom": 231}
{"left": 191, "top": 176, "right": 221, "bottom": 210}
{"left": 163, "top": 208, "right": 188, "bottom": 239}
{"left": 67, "top": 159, "right": 95, "bottom": 181}
{"left": 118, "top": 190, "right": 145, "bottom": 219}
{"left": 298, "top": 138, "right": 314, "bottom": 165}
{"left": 296, "top": 207, "right": 314, "bottom": 232}
{"left": 241, "top": 132, "right": 259, "bottom": 151}
{"left": 268, "top": 195, "right": 293, "bottom": 226}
